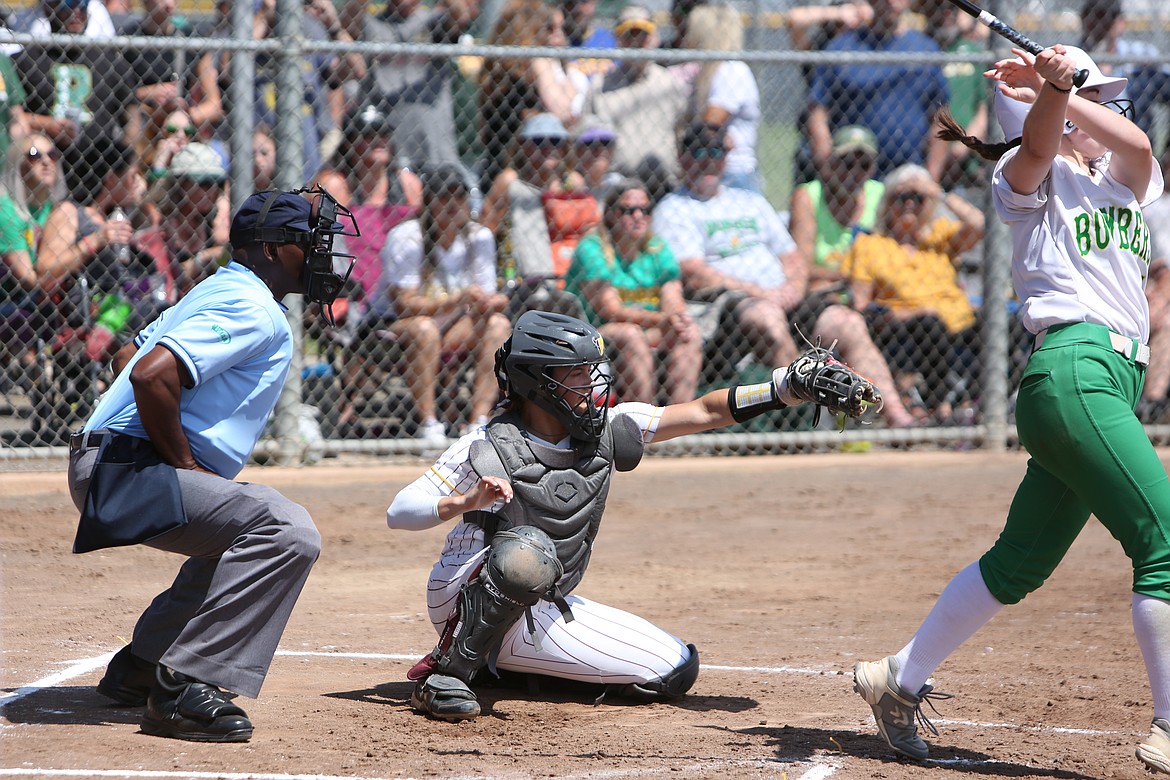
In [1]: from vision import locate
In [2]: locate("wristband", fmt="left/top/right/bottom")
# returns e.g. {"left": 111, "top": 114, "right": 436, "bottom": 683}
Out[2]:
{"left": 1047, "top": 81, "right": 1072, "bottom": 94}
{"left": 727, "top": 380, "right": 786, "bottom": 423}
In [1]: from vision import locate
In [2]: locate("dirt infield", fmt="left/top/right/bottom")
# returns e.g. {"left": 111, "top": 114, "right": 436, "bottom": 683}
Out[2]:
{"left": 1, "top": 450, "right": 1162, "bottom": 779}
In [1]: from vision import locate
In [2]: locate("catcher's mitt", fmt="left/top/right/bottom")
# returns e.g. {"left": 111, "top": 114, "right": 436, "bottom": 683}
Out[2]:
{"left": 786, "top": 344, "right": 882, "bottom": 425}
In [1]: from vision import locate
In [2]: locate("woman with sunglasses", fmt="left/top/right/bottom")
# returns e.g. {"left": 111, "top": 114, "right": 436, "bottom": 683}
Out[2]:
{"left": 565, "top": 178, "right": 700, "bottom": 404}
{"left": 145, "top": 109, "right": 197, "bottom": 182}
{"left": 853, "top": 46, "right": 1170, "bottom": 774}
{"left": 0, "top": 136, "right": 67, "bottom": 390}
{"left": 841, "top": 162, "right": 985, "bottom": 422}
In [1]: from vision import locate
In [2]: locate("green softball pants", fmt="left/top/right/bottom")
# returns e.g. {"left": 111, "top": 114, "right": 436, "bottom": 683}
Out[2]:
{"left": 980, "top": 322, "right": 1170, "bottom": 604}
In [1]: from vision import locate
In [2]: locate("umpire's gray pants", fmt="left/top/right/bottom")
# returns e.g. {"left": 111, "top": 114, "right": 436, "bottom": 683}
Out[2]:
{"left": 68, "top": 445, "right": 321, "bottom": 698}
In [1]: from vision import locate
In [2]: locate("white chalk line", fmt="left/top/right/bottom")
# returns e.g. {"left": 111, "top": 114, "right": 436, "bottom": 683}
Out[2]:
{"left": 1, "top": 648, "right": 1133, "bottom": 780}
{"left": 0, "top": 759, "right": 842, "bottom": 780}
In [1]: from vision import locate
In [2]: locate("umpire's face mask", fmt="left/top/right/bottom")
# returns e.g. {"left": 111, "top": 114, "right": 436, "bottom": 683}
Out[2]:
{"left": 300, "top": 187, "right": 358, "bottom": 325}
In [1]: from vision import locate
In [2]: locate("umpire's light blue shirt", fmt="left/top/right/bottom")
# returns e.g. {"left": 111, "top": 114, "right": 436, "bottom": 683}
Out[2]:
{"left": 84, "top": 262, "right": 293, "bottom": 479}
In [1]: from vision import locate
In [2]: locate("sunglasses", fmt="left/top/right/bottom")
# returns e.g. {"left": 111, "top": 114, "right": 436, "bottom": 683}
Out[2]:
{"left": 687, "top": 146, "right": 726, "bottom": 160}
{"left": 892, "top": 191, "right": 926, "bottom": 206}
{"left": 26, "top": 145, "right": 61, "bottom": 162}
{"left": 527, "top": 137, "right": 565, "bottom": 151}
{"left": 615, "top": 204, "right": 649, "bottom": 217}
{"left": 165, "top": 123, "right": 197, "bottom": 137}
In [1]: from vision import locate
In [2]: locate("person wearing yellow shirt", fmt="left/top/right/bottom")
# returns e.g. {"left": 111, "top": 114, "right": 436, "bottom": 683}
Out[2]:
{"left": 843, "top": 163, "right": 985, "bottom": 421}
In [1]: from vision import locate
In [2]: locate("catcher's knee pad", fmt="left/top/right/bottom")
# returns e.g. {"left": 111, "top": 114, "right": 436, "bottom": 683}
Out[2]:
{"left": 609, "top": 643, "right": 700, "bottom": 702}
{"left": 432, "top": 526, "right": 564, "bottom": 682}
{"left": 485, "top": 526, "right": 564, "bottom": 604}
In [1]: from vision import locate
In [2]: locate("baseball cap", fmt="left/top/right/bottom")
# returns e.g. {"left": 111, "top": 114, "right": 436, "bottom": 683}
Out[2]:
{"left": 680, "top": 122, "right": 726, "bottom": 155}
{"left": 575, "top": 118, "right": 617, "bottom": 144}
{"left": 169, "top": 142, "right": 227, "bottom": 183}
{"left": 519, "top": 113, "right": 569, "bottom": 141}
{"left": 230, "top": 191, "right": 316, "bottom": 250}
{"left": 615, "top": 5, "right": 656, "bottom": 36}
{"left": 831, "top": 125, "right": 878, "bottom": 158}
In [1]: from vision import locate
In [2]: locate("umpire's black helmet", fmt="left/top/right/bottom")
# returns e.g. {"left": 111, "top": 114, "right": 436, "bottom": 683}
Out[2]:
{"left": 495, "top": 310, "right": 612, "bottom": 443}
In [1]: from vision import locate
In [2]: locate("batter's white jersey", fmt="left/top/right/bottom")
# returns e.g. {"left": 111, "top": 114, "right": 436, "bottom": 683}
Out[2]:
{"left": 992, "top": 149, "right": 1165, "bottom": 342}
{"left": 387, "top": 403, "right": 692, "bottom": 686}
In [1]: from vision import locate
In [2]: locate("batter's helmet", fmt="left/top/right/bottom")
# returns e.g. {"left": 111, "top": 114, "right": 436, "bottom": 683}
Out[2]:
{"left": 495, "top": 310, "right": 612, "bottom": 443}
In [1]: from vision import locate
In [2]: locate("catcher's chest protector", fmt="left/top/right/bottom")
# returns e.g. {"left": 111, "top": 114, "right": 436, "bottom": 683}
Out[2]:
{"left": 468, "top": 412, "right": 641, "bottom": 595}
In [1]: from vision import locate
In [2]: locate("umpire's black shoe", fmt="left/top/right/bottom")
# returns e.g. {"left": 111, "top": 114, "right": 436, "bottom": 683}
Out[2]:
{"left": 97, "top": 645, "right": 157, "bottom": 707}
{"left": 142, "top": 666, "right": 253, "bottom": 742}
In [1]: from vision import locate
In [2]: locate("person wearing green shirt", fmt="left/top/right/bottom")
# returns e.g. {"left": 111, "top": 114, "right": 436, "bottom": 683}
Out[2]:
{"left": 0, "top": 133, "right": 64, "bottom": 368}
{"left": 565, "top": 178, "right": 702, "bottom": 404}
{"left": 0, "top": 52, "right": 28, "bottom": 166}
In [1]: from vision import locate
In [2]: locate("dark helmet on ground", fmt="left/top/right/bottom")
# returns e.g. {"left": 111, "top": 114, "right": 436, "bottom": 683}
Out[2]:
{"left": 495, "top": 310, "right": 612, "bottom": 442}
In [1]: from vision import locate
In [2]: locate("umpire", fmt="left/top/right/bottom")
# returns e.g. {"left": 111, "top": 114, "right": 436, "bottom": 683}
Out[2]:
{"left": 66, "top": 188, "right": 356, "bottom": 742}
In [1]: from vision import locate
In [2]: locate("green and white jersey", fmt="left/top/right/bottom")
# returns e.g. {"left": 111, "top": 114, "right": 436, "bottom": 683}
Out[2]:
{"left": 993, "top": 149, "right": 1164, "bottom": 342}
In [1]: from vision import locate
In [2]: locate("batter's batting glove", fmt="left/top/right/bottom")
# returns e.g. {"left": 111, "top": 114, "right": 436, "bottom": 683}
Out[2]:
{"left": 776, "top": 342, "right": 883, "bottom": 426}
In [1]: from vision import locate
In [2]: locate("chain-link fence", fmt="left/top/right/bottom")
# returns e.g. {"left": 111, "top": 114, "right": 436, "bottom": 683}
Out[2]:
{"left": 1, "top": 0, "right": 1169, "bottom": 462}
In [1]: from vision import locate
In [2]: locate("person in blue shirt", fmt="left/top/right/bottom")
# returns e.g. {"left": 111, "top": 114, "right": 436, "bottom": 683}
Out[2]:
{"left": 65, "top": 187, "right": 357, "bottom": 743}
{"left": 807, "top": 0, "right": 949, "bottom": 180}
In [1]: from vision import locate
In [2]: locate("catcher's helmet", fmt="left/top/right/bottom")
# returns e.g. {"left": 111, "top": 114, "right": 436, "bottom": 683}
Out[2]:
{"left": 495, "top": 310, "right": 612, "bottom": 442}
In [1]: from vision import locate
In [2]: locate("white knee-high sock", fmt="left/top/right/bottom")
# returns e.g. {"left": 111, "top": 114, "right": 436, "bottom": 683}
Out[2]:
{"left": 893, "top": 561, "right": 1005, "bottom": 694}
{"left": 1133, "top": 593, "right": 1170, "bottom": 721}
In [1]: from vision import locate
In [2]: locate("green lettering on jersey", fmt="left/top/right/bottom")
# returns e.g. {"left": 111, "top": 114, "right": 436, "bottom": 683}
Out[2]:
{"left": 1074, "top": 213, "right": 1092, "bottom": 256}
{"left": 1118, "top": 208, "right": 1132, "bottom": 250}
{"left": 1094, "top": 207, "right": 1115, "bottom": 250}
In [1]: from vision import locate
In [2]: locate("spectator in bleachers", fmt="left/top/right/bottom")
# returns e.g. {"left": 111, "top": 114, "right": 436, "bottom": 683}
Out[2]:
{"left": 13, "top": 0, "right": 134, "bottom": 154}
{"left": 920, "top": 1, "right": 991, "bottom": 192}
{"left": 37, "top": 136, "right": 166, "bottom": 363}
{"left": 340, "top": 0, "right": 470, "bottom": 172}
{"left": 653, "top": 122, "right": 919, "bottom": 427}
{"left": 0, "top": 134, "right": 66, "bottom": 374}
{"left": 676, "top": 4, "right": 762, "bottom": 193}
{"left": 807, "top": 0, "right": 949, "bottom": 180}
{"left": 481, "top": 113, "right": 593, "bottom": 299}
{"left": 0, "top": 52, "right": 29, "bottom": 164}
{"left": 560, "top": 0, "right": 616, "bottom": 84}
{"left": 10, "top": 0, "right": 116, "bottom": 39}
{"left": 788, "top": 125, "right": 884, "bottom": 304}
{"left": 1079, "top": 0, "right": 1170, "bottom": 142}
{"left": 572, "top": 118, "right": 622, "bottom": 200}
{"left": 312, "top": 104, "right": 423, "bottom": 310}
{"left": 842, "top": 163, "right": 985, "bottom": 422}
{"left": 356, "top": 163, "right": 510, "bottom": 444}
{"left": 117, "top": 0, "right": 223, "bottom": 166}
{"left": 584, "top": 4, "right": 686, "bottom": 201}
{"left": 147, "top": 141, "right": 229, "bottom": 295}
{"left": 249, "top": 0, "right": 348, "bottom": 183}
{"left": 565, "top": 178, "right": 701, "bottom": 404}
{"left": 478, "top": 0, "right": 587, "bottom": 190}
{"left": 786, "top": 0, "right": 874, "bottom": 186}
{"left": 144, "top": 108, "right": 195, "bottom": 182}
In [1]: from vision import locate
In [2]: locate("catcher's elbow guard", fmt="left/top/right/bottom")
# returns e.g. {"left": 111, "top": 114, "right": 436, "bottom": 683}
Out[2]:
{"left": 727, "top": 374, "right": 788, "bottom": 423}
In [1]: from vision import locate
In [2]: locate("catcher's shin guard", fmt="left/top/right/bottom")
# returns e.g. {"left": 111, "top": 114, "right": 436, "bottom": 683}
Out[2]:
{"left": 427, "top": 526, "right": 564, "bottom": 684}
{"left": 603, "top": 643, "right": 700, "bottom": 703}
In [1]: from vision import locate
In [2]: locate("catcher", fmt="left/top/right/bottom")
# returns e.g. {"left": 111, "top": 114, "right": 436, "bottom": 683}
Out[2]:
{"left": 387, "top": 309, "right": 880, "bottom": 721}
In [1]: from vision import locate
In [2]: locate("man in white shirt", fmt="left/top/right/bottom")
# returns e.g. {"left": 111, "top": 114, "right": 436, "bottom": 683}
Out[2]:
{"left": 652, "top": 122, "right": 919, "bottom": 426}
